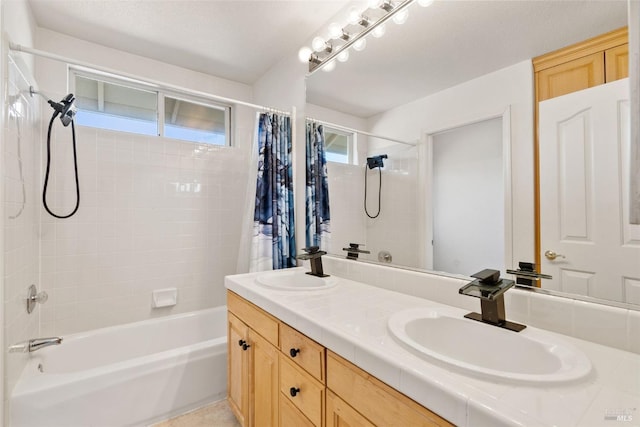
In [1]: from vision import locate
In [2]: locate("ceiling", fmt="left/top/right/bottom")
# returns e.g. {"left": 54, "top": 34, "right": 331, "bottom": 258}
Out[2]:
{"left": 27, "top": 0, "right": 629, "bottom": 118}
{"left": 27, "top": 0, "right": 351, "bottom": 84}
{"left": 306, "top": 0, "right": 629, "bottom": 117}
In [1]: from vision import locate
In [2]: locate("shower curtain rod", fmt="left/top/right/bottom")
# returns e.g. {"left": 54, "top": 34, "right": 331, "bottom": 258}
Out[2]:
{"left": 305, "top": 117, "right": 416, "bottom": 146}
{"left": 8, "top": 43, "right": 292, "bottom": 116}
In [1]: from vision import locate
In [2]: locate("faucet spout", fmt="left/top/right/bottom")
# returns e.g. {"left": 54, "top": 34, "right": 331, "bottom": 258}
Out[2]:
{"left": 297, "top": 246, "right": 329, "bottom": 277}
{"left": 9, "top": 337, "right": 63, "bottom": 353}
{"left": 459, "top": 269, "right": 525, "bottom": 332}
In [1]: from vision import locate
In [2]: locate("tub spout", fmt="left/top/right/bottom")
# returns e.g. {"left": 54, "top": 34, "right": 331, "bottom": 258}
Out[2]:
{"left": 9, "top": 337, "right": 63, "bottom": 353}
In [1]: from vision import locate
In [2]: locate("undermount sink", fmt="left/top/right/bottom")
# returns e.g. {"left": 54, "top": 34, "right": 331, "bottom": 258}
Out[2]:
{"left": 388, "top": 307, "right": 592, "bottom": 384}
{"left": 256, "top": 269, "right": 337, "bottom": 291}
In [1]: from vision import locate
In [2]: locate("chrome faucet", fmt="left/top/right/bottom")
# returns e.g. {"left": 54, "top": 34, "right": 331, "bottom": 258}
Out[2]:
{"left": 459, "top": 269, "right": 526, "bottom": 332}
{"left": 297, "top": 246, "right": 329, "bottom": 277}
{"left": 9, "top": 337, "right": 63, "bottom": 353}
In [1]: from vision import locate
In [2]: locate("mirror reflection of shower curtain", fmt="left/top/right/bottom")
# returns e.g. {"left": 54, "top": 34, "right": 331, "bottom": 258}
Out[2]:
{"left": 250, "top": 113, "right": 296, "bottom": 271}
{"left": 306, "top": 122, "right": 331, "bottom": 249}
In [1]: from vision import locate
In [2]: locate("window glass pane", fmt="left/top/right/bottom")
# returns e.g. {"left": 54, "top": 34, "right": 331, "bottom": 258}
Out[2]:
{"left": 324, "top": 129, "right": 350, "bottom": 164}
{"left": 164, "top": 97, "right": 227, "bottom": 145}
{"left": 74, "top": 75, "right": 157, "bottom": 136}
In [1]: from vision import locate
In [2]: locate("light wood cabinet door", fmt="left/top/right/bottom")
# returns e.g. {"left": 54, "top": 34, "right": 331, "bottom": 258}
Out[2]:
{"left": 605, "top": 44, "right": 629, "bottom": 81}
{"left": 326, "top": 390, "right": 375, "bottom": 427}
{"left": 250, "top": 330, "right": 279, "bottom": 427}
{"left": 537, "top": 52, "right": 605, "bottom": 102}
{"left": 228, "top": 313, "right": 250, "bottom": 427}
{"left": 280, "top": 394, "right": 316, "bottom": 427}
{"left": 327, "top": 352, "right": 453, "bottom": 427}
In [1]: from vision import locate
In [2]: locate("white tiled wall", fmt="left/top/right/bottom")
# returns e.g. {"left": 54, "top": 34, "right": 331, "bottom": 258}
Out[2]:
{"left": 326, "top": 145, "right": 421, "bottom": 269}
{"left": 38, "top": 125, "right": 251, "bottom": 336}
{"left": 3, "top": 56, "right": 40, "bottom": 402}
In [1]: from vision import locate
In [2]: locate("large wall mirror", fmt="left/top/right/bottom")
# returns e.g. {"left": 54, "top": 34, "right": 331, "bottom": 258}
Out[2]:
{"left": 304, "top": 0, "right": 639, "bottom": 309}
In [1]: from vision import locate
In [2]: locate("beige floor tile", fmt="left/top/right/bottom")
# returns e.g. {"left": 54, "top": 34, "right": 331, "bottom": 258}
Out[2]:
{"left": 151, "top": 399, "right": 240, "bottom": 427}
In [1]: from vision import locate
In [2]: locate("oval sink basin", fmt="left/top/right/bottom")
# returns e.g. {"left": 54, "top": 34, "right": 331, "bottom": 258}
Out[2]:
{"left": 256, "top": 269, "right": 337, "bottom": 291}
{"left": 388, "top": 307, "right": 591, "bottom": 384}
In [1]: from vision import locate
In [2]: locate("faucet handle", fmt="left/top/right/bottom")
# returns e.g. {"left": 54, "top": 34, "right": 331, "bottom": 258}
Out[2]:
{"left": 471, "top": 269, "right": 501, "bottom": 285}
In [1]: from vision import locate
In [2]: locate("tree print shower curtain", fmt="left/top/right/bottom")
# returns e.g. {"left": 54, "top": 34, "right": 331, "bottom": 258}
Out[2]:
{"left": 252, "top": 113, "right": 296, "bottom": 270}
{"left": 306, "top": 122, "right": 331, "bottom": 249}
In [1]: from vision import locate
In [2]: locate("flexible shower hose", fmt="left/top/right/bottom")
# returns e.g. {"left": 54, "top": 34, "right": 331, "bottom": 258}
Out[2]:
{"left": 42, "top": 113, "right": 80, "bottom": 219}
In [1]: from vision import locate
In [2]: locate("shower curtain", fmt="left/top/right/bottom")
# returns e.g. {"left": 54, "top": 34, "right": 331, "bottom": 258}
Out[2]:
{"left": 251, "top": 113, "right": 296, "bottom": 271}
{"left": 305, "top": 122, "right": 331, "bottom": 249}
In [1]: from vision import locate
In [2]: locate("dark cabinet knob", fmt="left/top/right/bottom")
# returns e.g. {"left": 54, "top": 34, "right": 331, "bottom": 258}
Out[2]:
{"left": 238, "top": 339, "right": 246, "bottom": 347}
{"left": 289, "top": 348, "right": 300, "bottom": 358}
{"left": 242, "top": 343, "right": 251, "bottom": 351}
{"left": 289, "top": 387, "right": 300, "bottom": 397}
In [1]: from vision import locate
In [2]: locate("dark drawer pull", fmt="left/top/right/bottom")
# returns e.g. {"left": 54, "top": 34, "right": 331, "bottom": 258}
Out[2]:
{"left": 289, "top": 387, "right": 300, "bottom": 397}
{"left": 289, "top": 348, "right": 300, "bottom": 357}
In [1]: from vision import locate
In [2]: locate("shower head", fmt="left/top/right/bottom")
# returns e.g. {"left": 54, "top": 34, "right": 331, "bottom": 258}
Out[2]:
{"left": 366, "top": 154, "right": 388, "bottom": 169}
{"left": 48, "top": 93, "right": 77, "bottom": 127}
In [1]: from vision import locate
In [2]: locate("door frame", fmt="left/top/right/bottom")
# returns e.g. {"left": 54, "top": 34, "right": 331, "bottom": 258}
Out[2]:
{"left": 419, "top": 106, "right": 513, "bottom": 273}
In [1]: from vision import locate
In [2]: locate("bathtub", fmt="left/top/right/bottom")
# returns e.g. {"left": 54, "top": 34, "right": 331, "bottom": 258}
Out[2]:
{"left": 10, "top": 307, "right": 228, "bottom": 427}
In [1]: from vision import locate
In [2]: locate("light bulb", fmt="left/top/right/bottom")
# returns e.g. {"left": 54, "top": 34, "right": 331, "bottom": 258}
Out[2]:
{"left": 353, "top": 38, "right": 367, "bottom": 51}
{"left": 328, "top": 23, "right": 342, "bottom": 39}
{"left": 347, "top": 7, "right": 362, "bottom": 25}
{"left": 392, "top": 9, "right": 409, "bottom": 25}
{"left": 298, "top": 47, "right": 312, "bottom": 63}
{"left": 418, "top": 0, "right": 434, "bottom": 7}
{"left": 312, "top": 36, "right": 326, "bottom": 52}
{"left": 372, "top": 24, "right": 386, "bottom": 38}
{"left": 337, "top": 50, "right": 349, "bottom": 62}
{"left": 322, "top": 60, "right": 336, "bottom": 72}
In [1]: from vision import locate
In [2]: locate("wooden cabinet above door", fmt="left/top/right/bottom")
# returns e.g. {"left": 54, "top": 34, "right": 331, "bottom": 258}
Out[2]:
{"left": 534, "top": 26, "right": 628, "bottom": 102}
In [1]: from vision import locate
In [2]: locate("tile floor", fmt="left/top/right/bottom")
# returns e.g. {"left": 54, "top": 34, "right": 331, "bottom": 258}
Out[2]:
{"left": 151, "top": 400, "right": 240, "bottom": 427}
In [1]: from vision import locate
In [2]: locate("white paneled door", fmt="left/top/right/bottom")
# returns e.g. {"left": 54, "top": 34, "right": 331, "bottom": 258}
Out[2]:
{"left": 539, "top": 78, "right": 640, "bottom": 304}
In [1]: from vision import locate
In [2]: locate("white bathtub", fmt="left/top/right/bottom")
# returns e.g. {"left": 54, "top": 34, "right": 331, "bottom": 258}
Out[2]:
{"left": 10, "top": 307, "right": 228, "bottom": 427}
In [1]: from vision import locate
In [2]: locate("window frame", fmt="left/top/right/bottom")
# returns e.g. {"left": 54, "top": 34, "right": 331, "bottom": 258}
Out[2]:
{"left": 323, "top": 125, "right": 356, "bottom": 165}
{"left": 69, "top": 67, "right": 232, "bottom": 146}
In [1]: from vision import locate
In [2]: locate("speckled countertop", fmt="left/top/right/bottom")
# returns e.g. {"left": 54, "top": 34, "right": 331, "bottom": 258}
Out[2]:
{"left": 225, "top": 268, "right": 640, "bottom": 427}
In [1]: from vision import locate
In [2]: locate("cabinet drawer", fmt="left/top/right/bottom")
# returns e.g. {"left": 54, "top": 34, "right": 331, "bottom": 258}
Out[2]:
{"left": 227, "top": 291, "right": 279, "bottom": 346}
{"left": 280, "top": 355, "right": 324, "bottom": 427}
{"left": 280, "top": 322, "right": 325, "bottom": 382}
{"left": 280, "top": 392, "right": 316, "bottom": 427}
{"left": 327, "top": 351, "right": 453, "bottom": 427}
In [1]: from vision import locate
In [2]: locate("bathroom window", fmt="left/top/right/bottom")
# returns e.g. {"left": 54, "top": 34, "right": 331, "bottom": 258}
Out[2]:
{"left": 324, "top": 126, "right": 355, "bottom": 164}
{"left": 70, "top": 69, "right": 231, "bottom": 146}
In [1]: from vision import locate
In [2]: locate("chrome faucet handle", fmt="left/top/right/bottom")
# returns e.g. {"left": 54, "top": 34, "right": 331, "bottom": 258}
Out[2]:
{"left": 27, "top": 284, "right": 48, "bottom": 314}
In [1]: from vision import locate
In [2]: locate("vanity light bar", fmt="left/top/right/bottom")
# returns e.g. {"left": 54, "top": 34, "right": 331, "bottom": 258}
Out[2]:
{"left": 307, "top": 0, "right": 416, "bottom": 74}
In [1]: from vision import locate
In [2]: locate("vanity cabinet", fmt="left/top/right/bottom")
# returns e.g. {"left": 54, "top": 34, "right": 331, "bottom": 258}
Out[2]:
{"left": 227, "top": 290, "right": 452, "bottom": 427}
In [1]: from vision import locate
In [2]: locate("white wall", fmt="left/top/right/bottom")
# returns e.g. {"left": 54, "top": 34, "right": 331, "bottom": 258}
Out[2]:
{"left": 368, "top": 60, "right": 535, "bottom": 271}
{"left": 432, "top": 118, "right": 504, "bottom": 276}
{"left": 30, "top": 29, "right": 256, "bottom": 336}
{"left": 253, "top": 53, "right": 308, "bottom": 257}
{"left": 1, "top": 0, "right": 39, "bottom": 422}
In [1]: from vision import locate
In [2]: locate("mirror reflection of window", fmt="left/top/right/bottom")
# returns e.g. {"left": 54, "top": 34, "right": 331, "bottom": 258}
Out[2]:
{"left": 324, "top": 126, "right": 355, "bottom": 164}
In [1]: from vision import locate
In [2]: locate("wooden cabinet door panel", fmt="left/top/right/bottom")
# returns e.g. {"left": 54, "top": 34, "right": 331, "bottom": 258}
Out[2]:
{"left": 326, "top": 390, "right": 375, "bottom": 427}
{"left": 280, "top": 393, "right": 316, "bottom": 427}
{"left": 537, "top": 52, "right": 605, "bottom": 102}
{"left": 250, "top": 330, "right": 279, "bottom": 427}
{"left": 605, "top": 44, "right": 629, "bottom": 81}
{"left": 228, "top": 313, "right": 249, "bottom": 427}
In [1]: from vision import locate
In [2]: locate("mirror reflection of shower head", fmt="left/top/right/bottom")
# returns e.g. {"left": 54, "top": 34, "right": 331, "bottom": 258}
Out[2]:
{"left": 366, "top": 154, "right": 388, "bottom": 169}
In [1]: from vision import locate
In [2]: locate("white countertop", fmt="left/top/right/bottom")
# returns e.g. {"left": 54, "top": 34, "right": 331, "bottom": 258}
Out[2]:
{"left": 225, "top": 268, "right": 640, "bottom": 427}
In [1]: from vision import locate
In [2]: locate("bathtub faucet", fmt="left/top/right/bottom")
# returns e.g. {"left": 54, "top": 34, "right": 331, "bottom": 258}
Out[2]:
{"left": 9, "top": 337, "right": 63, "bottom": 353}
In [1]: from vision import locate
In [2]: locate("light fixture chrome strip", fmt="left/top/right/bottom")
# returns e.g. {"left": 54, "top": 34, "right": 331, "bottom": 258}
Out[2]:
{"left": 307, "top": 0, "right": 416, "bottom": 75}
